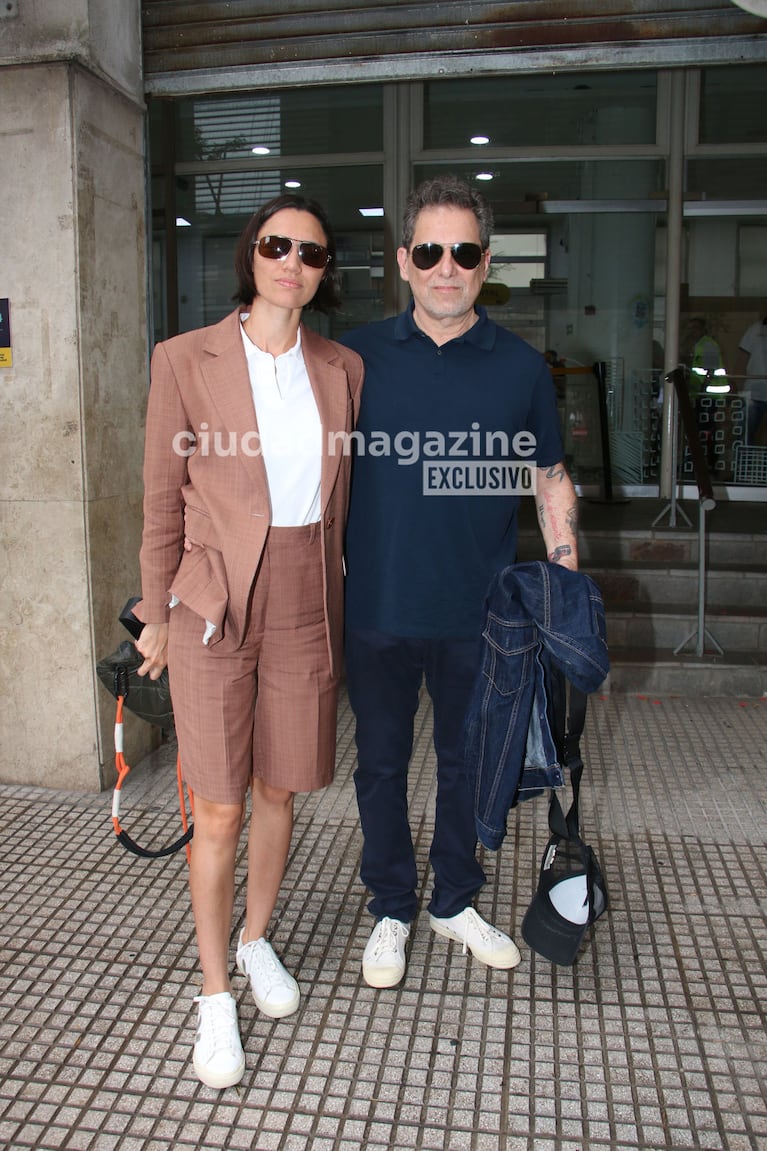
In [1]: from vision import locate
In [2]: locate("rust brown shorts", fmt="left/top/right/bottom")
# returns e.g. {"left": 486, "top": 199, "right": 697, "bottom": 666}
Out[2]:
{"left": 167, "top": 522, "right": 338, "bottom": 805}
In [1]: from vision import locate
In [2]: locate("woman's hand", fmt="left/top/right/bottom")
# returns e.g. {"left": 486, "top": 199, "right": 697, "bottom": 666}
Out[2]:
{"left": 135, "top": 622, "right": 169, "bottom": 680}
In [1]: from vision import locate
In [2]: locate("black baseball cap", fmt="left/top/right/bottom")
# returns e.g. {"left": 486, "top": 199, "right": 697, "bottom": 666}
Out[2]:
{"left": 522, "top": 842, "right": 608, "bottom": 965}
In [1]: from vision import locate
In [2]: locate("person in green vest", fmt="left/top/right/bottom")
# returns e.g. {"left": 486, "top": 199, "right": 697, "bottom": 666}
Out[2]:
{"left": 687, "top": 317, "right": 729, "bottom": 396}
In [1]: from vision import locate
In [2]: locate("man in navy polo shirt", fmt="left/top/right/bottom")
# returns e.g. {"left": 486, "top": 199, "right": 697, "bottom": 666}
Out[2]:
{"left": 341, "top": 175, "right": 579, "bottom": 988}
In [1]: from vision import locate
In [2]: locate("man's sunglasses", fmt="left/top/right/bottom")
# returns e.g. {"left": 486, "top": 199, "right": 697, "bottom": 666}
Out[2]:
{"left": 253, "top": 234, "right": 331, "bottom": 270}
{"left": 410, "top": 242, "right": 484, "bottom": 271}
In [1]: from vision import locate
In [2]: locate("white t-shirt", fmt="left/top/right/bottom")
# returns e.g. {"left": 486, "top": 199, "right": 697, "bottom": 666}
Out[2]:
{"left": 240, "top": 321, "right": 323, "bottom": 525}
{"left": 739, "top": 318, "right": 767, "bottom": 401}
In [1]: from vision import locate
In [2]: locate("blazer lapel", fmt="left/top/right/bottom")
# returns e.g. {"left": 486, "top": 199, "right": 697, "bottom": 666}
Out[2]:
{"left": 196, "top": 311, "right": 350, "bottom": 520}
{"left": 301, "top": 325, "right": 350, "bottom": 513}
{"left": 200, "top": 309, "right": 270, "bottom": 514}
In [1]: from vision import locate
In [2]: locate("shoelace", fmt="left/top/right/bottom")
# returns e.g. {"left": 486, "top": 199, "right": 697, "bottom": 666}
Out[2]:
{"left": 194, "top": 996, "right": 237, "bottom": 1053}
{"left": 459, "top": 908, "right": 495, "bottom": 955}
{"left": 373, "top": 918, "right": 404, "bottom": 957}
{"left": 246, "top": 941, "right": 287, "bottom": 991}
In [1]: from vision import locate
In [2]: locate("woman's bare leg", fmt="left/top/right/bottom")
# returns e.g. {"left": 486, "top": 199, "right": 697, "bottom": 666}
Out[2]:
{"left": 243, "top": 779, "right": 294, "bottom": 942}
{"left": 188, "top": 795, "right": 244, "bottom": 994}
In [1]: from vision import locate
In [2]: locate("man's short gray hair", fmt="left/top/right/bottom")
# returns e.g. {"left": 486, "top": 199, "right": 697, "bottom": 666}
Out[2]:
{"left": 401, "top": 175, "right": 494, "bottom": 250}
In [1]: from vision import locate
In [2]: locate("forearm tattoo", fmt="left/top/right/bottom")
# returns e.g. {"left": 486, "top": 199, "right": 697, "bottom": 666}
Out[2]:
{"left": 538, "top": 467, "right": 579, "bottom": 566}
{"left": 548, "top": 543, "right": 573, "bottom": 564}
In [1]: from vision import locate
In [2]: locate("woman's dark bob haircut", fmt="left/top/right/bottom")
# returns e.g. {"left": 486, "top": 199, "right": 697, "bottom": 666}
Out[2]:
{"left": 233, "top": 193, "right": 342, "bottom": 313}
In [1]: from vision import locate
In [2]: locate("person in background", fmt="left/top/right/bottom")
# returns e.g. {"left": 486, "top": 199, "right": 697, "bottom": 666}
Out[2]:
{"left": 686, "top": 317, "right": 728, "bottom": 396}
{"left": 340, "top": 175, "right": 578, "bottom": 990}
{"left": 134, "top": 194, "right": 363, "bottom": 1089}
{"left": 735, "top": 313, "right": 767, "bottom": 444}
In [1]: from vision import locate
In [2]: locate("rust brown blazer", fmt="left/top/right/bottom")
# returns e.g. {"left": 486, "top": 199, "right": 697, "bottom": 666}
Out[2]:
{"left": 136, "top": 307, "right": 364, "bottom": 676}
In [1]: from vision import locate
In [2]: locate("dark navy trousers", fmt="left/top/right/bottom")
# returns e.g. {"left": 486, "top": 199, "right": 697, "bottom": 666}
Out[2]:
{"left": 345, "top": 628, "right": 486, "bottom": 923}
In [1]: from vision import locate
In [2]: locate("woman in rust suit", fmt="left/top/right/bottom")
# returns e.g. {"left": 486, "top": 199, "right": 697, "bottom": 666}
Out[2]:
{"left": 134, "top": 195, "right": 363, "bottom": 1089}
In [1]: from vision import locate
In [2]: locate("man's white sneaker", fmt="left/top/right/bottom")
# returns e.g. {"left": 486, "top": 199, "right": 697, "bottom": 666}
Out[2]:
{"left": 362, "top": 917, "right": 410, "bottom": 988}
{"left": 236, "top": 930, "right": 300, "bottom": 1019}
{"left": 429, "top": 907, "right": 522, "bottom": 969}
{"left": 193, "top": 992, "right": 245, "bottom": 1090}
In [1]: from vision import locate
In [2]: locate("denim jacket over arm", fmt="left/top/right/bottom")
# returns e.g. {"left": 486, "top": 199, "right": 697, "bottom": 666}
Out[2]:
{"left": 466, "top": 561, "right": 609, "bottom": 851}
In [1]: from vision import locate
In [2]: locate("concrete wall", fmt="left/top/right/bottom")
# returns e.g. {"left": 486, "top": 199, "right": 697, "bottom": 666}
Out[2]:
{"left": 0, "top": 0, "right": 142, "bottom": 101}
{"left": 0, "top": 1, "right": 154, "bottom": 789}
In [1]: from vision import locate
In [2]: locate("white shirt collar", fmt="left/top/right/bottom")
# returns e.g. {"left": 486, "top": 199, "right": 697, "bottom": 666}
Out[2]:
{"left": 240, "top": 315, "right": 303, "bottom": 362}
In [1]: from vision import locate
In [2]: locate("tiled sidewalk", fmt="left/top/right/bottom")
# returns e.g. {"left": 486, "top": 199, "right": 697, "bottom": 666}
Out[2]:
{"left": 1, "top": 690, "right": 766, "bottom": 1151}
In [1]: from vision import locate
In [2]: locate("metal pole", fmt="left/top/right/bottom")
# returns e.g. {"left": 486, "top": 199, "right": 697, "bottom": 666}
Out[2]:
{"left": 593, "top": 360, "right": 614, "bottom": 502}
{"left": 659, "top": 71, "right": 686, "bottom": 503}
{"left": 654, "top": 367, "right": 692, "bottom": 528}
{"left": 696, "top": 500, "right": 706, "bottom": 658}
{"left": 382, "top": 84, "right": 412, "bottom": 318}
{"left": 673, "top": 499, "right": 723, "bottom": 658}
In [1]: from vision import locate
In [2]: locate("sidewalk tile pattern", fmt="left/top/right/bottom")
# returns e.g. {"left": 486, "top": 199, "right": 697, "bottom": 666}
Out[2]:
{"left": 1, "top": 691, "right": 765, "bottom": 1150}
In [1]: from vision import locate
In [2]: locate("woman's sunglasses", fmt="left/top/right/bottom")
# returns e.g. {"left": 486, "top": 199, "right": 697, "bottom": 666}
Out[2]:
{"left": 254, "top": 234, "right": 331, "bottom": 270}
{"left": 410, "top": 242, "right": 484, "bottom": 271}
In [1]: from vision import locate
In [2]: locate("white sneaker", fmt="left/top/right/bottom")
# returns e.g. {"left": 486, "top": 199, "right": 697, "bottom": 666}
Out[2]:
{"left": 429, "top": 907, "right": 521, "bottom": 969}
{"left": 362, "top": 917, "right": 410, "bottom": 988}
{"left": 192, "top": 992, "right": 245, "bottom": 1090}
{"left": 236, "top": 930, "right": 300, "bottom": 1019}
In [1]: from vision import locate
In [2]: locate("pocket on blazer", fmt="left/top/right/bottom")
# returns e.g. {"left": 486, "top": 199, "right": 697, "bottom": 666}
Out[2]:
{"left": 181, "top": 495, "right": 223, "bottom": 551}
{"left": 170, "top": 541, "right": 229, "bottom": 635}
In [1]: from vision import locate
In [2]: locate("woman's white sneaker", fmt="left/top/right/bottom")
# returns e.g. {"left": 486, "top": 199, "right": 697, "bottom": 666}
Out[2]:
{"left": 236, "top": 930, "right": 300, "bottom": 1018}
{"left": 429, "top": 907, "right": 521, "bottom": 969}
{"left": 192, "top": 992, "right": 245, "bottom": 1089}
{"left": 362, "top": 917, "right": 410, "bottom": 988}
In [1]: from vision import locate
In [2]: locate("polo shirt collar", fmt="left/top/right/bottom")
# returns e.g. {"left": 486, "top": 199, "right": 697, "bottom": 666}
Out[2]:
{"left": 394, "top": 302, "right": 496, "bottom": 350}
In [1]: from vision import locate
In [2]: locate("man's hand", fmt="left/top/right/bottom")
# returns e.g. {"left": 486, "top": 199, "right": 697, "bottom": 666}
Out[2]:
{"left": 536, "top": 461, "right": 579, "bottom": 571}
{"left": 135, "top": 622, "right": 169, "bottom": 680}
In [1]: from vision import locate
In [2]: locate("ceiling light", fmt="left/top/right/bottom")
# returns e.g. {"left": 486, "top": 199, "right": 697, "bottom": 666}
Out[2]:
{"left": 251, "top": 145, "right": 270, "bottom": 155}
{"left": 471, "top": 135, "right": 490, "bottom": 145}
{"left": 359, "top": 207, "right": 384, "bottom": 217}
{"left": 284, "top": 180, "right": 301, "bottom": 188}
{"left": 730, "top": 1, "right": 767, "bottom": 15}
{"left": 475, "top": 172, "right": 494, "bottom": 181}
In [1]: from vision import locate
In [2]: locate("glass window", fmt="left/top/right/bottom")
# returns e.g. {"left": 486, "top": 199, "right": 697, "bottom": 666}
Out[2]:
{"left": 739, "top": 224, "right": 767, "bottom": 297}
{"left": 173, "top": 85, "right": 384, "bottom": 162}
{"left": 424, "top": 72, "right": 658, "bottom": 149}
{"left": 489, "top": 233, "right": 547, "bottom": 288}
{"left": 414, "top": 159, "right": 665, "bottom": 221}
{"left": 173, "top": 164, "right": 381, "bottom": 232}
{"left": 686, "top": 156, "right": 767, "bottom": 201}
{"left": 699, "top": 66, "right": 767, "bottom": 146}
{"left": 169, "top": 165, "right": 384, "bottom": 334}
{"left": 146, "top": 73, "right": 767, "bottom": 493}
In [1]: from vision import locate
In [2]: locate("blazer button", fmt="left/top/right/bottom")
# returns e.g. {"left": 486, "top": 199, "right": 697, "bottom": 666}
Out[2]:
{"left": 325, "top": 516, "right": 335, "bottom": 529}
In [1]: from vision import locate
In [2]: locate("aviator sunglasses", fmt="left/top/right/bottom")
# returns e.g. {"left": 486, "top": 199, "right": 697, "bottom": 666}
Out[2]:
{"left": 410, "top": 242, "right": 484, "bottom": 271}
{"left": 254, "top": 234, "right": 331, "bottom": 270}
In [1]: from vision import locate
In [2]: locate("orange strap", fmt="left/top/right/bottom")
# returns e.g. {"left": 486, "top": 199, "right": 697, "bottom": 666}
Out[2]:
{"left": 111, "top": 694, "right": 194, "bottom": 862}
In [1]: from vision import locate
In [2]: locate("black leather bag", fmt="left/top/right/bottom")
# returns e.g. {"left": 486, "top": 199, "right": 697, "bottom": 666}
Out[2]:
{"left": 96, "top": 640, "right": 174, "bottom": 732}
{"left": 96, "top": 598, "right": 174, "bottom": 732}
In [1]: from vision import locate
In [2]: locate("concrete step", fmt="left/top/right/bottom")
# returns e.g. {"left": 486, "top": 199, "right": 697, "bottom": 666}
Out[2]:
{"left": 517, "top": 496, "right": 767, "bottom": 568}
{"left": 603, "top": 647, "right": 767, "bottom": 697}
{"left": 604, "top": 601, "right": 766, "bottom": 653}
{"left": 516, "top": 497, "right": 767, "bottom": 694}
{"left": 518, "top": 526, "right": 766, "bottom": 568}
{"left": 592, "top": 564, "right": 767, "bottom": 609}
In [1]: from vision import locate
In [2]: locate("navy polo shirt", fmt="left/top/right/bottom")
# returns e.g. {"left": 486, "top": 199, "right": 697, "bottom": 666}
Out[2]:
{"left": 341, "top": 305, "right": 564, "bottom": 638}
